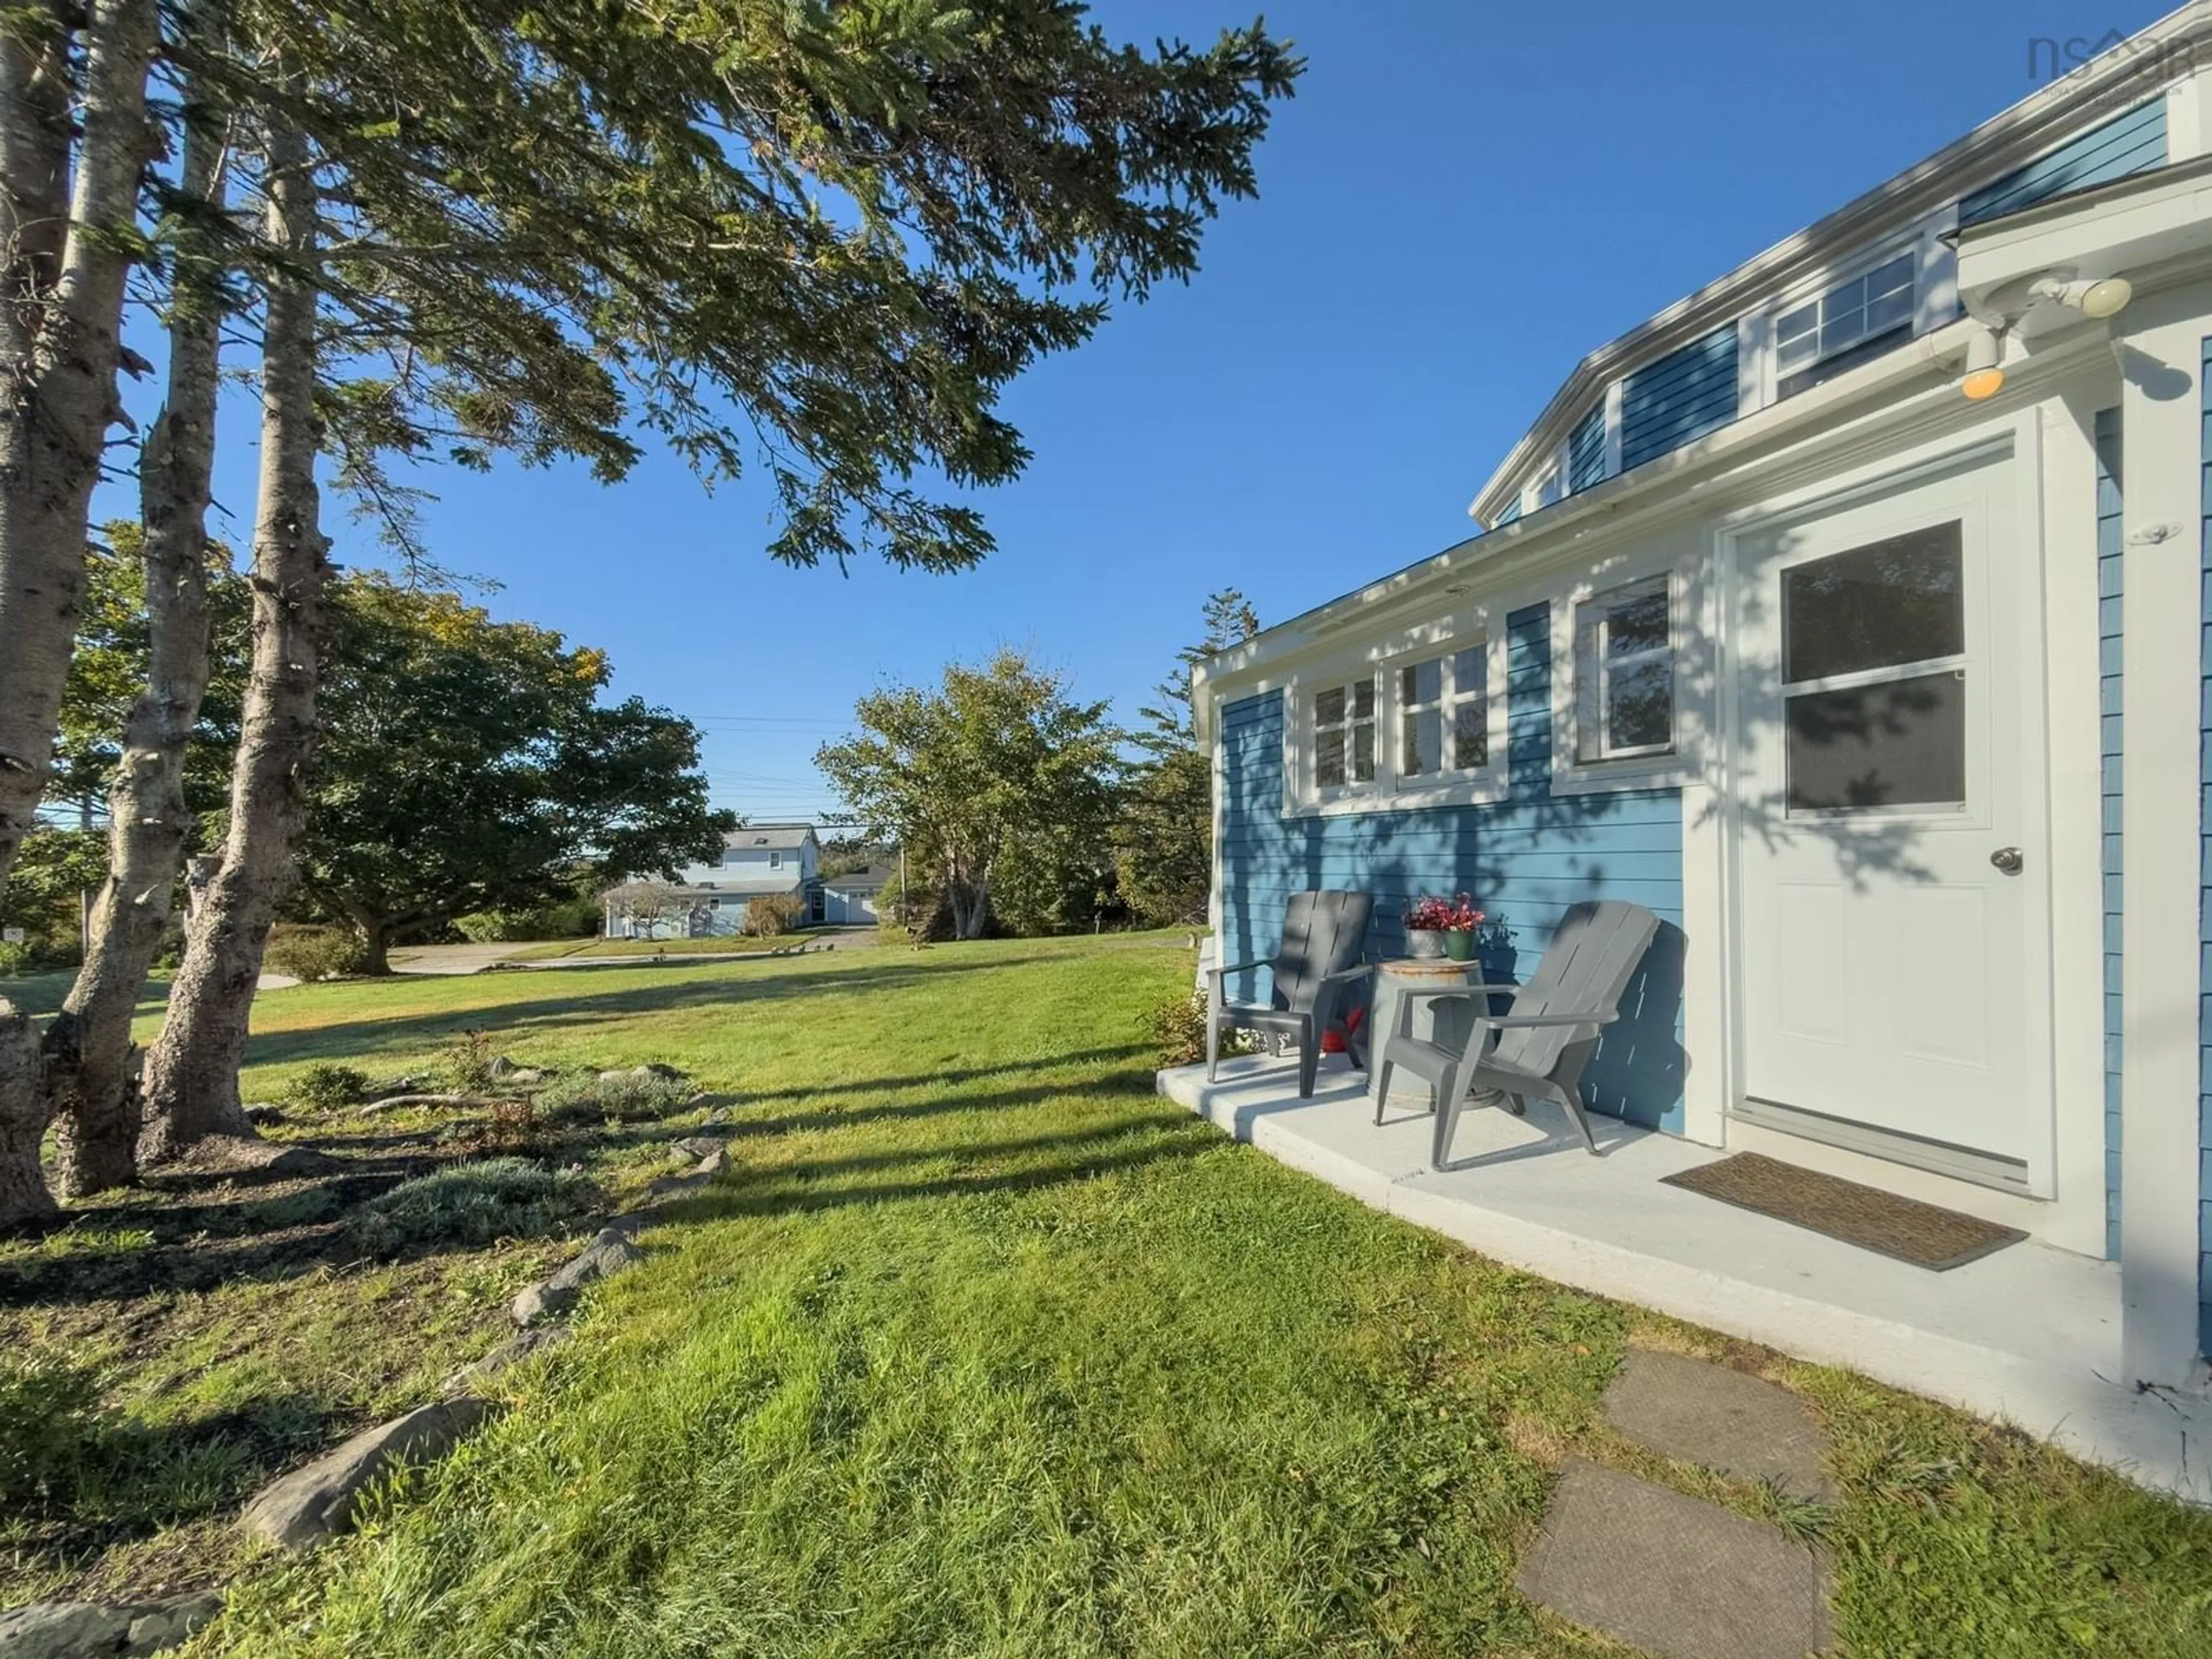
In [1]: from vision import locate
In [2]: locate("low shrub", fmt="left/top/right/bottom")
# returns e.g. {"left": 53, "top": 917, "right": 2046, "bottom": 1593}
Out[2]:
{"left": 0, "top": 1351, "right": 103, "bottom": 1510}
{"left": 290, "top": 1062, "right": 371, "bottom": 1111}
{"left": 535, "top": 1068, "right": 691, "bottom": 1124}
{"left": 1147, "top": 986, "right": 1256, "bottom": 1068}
{"left": 742, "top": 894, "right": 807, "bottom": 937}
{"left": 0, "top": 940, "right": 30, "bottom": 976}
{"left": 344, "top": 1158, "right": 598, "bottom": 1256}
{"left": 264, "top": 925, "right": 366, "bottom": 983}
{"left": 442, "top": 1029, "right": 504, "bottom": 1094}
{"left": 454, "top": 895, "right": 600, "bottom": 942}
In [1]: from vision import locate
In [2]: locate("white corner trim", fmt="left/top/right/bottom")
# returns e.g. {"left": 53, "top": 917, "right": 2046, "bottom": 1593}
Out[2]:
{"left": 2166, "top": 63, "right": 2206, "bottom": 160}
{"left": 2113, "top": 294, "right": 2210, "bottom": 1386}
{"left": 1677, "top": 778, "right": 1729, "bottom": 1149}
{"left": 2039, "top": 384, "right": 2120, "bottom": 1262}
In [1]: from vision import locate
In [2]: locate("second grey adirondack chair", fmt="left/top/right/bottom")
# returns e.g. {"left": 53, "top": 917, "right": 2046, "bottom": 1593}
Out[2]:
{"left": 1207, "top": 890, "right": 1375, "bottom": 1097}
{"left": 1373, "top": 900, "right": 1660, "bottom": 1166}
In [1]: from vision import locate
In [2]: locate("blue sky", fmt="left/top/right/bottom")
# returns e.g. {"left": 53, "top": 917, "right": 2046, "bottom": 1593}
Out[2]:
{"left": 131, "top": 0, "right": 2170, "bottom": 825}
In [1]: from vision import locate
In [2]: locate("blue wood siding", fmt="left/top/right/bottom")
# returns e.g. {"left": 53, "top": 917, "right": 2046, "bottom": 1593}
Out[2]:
{"left": 1567, "top": 400, "right": 1607, "bottom": 494}
{"left": 1492, "top": 496, "right": 1522, "bottom": 528}
{"left": 1958, "top": 99, "right": 2167, "bottom": 229}
{"left": 1620, "top": 325, "right": 1738, "bottom": 474}
{"left": 2097, "top": 406, "right": 2124, "bottom": 1263}
{"left": 2199, "top": 339, "right": 2212, "bottom": 1357}
{"left": 1217, "top": 601, "right": 1687, "bottom": 1132}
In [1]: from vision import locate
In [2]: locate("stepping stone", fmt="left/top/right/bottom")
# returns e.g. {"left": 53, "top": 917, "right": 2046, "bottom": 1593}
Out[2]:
{"left": 1518, "top": 1459, "right": 1834, "bottom": 1659}
{"left": 1604, "top": 1347, "right": 1834, "bottom": 1501}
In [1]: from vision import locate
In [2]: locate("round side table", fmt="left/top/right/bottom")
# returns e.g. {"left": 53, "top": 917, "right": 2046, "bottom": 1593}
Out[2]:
{"left": 1370, "top": 956, "right": 1485, "bottom": 1107}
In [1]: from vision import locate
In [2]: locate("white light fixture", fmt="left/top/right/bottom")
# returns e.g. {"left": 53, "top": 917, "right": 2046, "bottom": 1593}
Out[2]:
{"left": 2028, "top": 270, "right": 2134, "bottom": 319}
{"left": 2079, "top": 276, "right": 2134, "bottom": 318}
{"left": 1961, "top": 326, "right": 2006, "bottom": 401}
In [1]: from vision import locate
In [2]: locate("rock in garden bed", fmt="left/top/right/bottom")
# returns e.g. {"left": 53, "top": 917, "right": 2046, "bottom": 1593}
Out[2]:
{"left": 510, "top": 1226, "right": 643, "bottom": 1325}
{"left": 241, "top": 1397, "right": 495, "bottom": 1552}
{"left": 0, "top": 1590, "right": 223, "bottom": 1658}
{"left": 449, "top": 1323, "right": 574, "bottom": 1391}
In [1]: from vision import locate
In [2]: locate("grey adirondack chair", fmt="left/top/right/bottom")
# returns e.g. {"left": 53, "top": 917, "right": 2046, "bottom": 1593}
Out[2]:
{"left": 1373, "top": 900, "right": 1660, "bottom": 1165}
{"left": 1207, "top": 890, "right": 1376, "bottom": 1097}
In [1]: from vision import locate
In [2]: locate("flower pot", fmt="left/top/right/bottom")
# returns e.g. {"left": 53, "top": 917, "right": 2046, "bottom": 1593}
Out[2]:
{"left": 1441, "top": 930, "right": 1475, "bottom": 961}
{"left": 1407, "top": 928, "right": 1444, "bottom": 960}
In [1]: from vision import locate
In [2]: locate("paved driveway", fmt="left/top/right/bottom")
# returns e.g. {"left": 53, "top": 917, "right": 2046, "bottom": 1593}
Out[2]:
{"left": 387, "top": 941, "right": 533, "bottom": 975}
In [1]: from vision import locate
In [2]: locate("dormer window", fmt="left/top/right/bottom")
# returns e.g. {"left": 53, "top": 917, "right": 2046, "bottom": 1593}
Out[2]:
{"left": 1535, "top": 463, "right": 1565, "bottom": 509}
{"left": 1775, "top": 250, "right": 1915, "bottom": 397}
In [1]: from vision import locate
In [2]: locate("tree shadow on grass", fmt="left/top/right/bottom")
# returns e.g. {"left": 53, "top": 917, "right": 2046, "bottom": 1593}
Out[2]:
{"left": 4, "top": 1064, "right": 1181, "bottom": 1310}
{"left": 577, "top": 1065, "right": 1169, "bottom": 1159}
{"left": 241, "top": 953, "right": 1065, "bottom": 1070}
{"left": 695, "top": 1044, "right": 1158, "bottom": 1109}
{"left": 662, "top": 1119, "right": 1221, "bottom": 1227}
{"left": 5, "top": 1385, "right": 347, "bottom": 1593}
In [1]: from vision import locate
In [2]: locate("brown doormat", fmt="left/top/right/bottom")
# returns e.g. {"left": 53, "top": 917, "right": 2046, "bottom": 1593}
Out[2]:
{"left": 1661, "top": 1152, "right": 2027, "bottom": 1271}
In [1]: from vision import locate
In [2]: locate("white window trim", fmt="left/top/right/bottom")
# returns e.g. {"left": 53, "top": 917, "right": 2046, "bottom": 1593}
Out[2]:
{"left": 1307, "top": 669, "right": 1381, "bottom": 800}
{"left": 1740, "top": 223, "right": 1940, "bottom": 414}
{"left": 1278, "top": 607, "right": 1510, "bottom": 817}
{"left": 1581, "top": 577, "right": 1676, "bottom": 762}
{"left": 1549, "top": 556, "right": 1711, "bottom": 797}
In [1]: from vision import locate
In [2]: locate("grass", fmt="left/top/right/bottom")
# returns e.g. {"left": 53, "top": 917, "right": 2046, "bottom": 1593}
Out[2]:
{"left": 501, "top": 933, "right": 830, "bottom": 962}
{"left": 3, "top": 936, "right": 2209, "bottom": 1655}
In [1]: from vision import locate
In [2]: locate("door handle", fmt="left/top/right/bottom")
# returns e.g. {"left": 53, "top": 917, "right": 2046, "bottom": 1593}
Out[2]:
{"left": 1990, "top": 846, "right": 2024, "bottom": 876}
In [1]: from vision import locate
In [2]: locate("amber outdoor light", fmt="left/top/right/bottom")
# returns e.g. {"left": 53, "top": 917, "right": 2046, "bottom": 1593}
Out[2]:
{"left": 1961, "top": 327, "right": 2006, "bottom": 400}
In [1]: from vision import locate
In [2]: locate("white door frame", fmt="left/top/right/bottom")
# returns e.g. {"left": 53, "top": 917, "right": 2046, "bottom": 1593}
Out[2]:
{"left": 1711, "top": 415, "right": 2060, "bottom": 1202}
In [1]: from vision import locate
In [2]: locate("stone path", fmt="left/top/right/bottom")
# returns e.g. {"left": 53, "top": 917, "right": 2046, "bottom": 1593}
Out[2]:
{"left": 1516, "top": 1347, "right": 1838, "bottom": 1658}
{"left": 1602, "top": 1347, "right": 1834, "bottom": 1501}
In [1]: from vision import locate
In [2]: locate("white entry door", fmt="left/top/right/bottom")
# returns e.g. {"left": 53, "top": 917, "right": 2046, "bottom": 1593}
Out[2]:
{"left": 1732, "top": 454, "right": 2043, "bottom": 1181}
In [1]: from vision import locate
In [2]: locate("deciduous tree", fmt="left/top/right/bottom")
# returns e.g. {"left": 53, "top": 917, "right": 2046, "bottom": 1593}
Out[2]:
{"left": 817, "top": 651, "right": 1121, "bottom": 940}
{"left": 286, "top": 579, "right": 730, "bottom": 973}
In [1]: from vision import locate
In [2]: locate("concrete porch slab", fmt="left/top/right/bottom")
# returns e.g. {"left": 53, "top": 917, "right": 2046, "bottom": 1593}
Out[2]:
{"left": 1159, "top": 1055, "right": 2212, "bottom": 1503}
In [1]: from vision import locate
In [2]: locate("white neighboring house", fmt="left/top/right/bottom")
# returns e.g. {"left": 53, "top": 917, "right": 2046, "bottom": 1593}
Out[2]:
{"left": 822, "top": 862, "right": 893, "bottom": 925}
{"left": 603, "top": 824, "right": 822, "bottom": 938}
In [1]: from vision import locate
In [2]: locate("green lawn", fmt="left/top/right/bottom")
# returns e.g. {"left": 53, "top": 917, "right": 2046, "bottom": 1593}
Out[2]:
{"left": 5, "top": 938, "right": 2209, "bottom": 1656}
{"left": 498, "top": 933, "right": 836, "bottom": 962}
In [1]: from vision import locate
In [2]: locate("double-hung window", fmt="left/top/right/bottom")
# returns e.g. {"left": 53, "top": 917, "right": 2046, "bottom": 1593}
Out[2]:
{"left": 1774, "top": 250, "right": 1915, "bottom": 396}
{"left": 1574, "top": 577, "right": 1674, "bottom": 763}
{"left": 1312, "top": 676, "right": 1377, "bottom": 791}
{"left": 1397, "top": 643, "right": 1488, "bottom": 778}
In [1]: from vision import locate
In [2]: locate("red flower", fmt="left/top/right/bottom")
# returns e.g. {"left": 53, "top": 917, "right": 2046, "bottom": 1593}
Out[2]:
{"left": 1405, "top": 892, "right": 1486, "bottom": 933}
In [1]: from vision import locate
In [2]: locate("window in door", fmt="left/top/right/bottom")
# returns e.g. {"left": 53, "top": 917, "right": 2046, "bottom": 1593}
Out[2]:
{"left": 1397, "top": 642, "right": 1488, "bottom": 779}
{"left": 1779, "top": 521, "right": 1966, "bottom": 813}
{"left": 1573, "top": 577, "right": 1675, "bottom": 762}
{"left": 1312, "top": 676, "right": 1377, "bottom": 790}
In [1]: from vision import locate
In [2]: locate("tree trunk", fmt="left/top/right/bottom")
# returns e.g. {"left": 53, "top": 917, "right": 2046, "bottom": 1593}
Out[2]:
{"left": 0, "top": 0, "right": 160, "bottom": 895}
{"left": 949, "top": 869, "right": 990, "bottom": 940}
{"left": 355, "top": 919, "right": 390, "bottom": 977}
{"left": 53, "top": 63, "right": 228, "bottom": 1196}
{"left": 140, "top": 113, "right": 324, "bottom": 1165}
{"left": 0, "top": 1012, "right": 57, "bottom": 1228}
{"left": 1, "top": 6, "right": 70, "bottom": 378}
